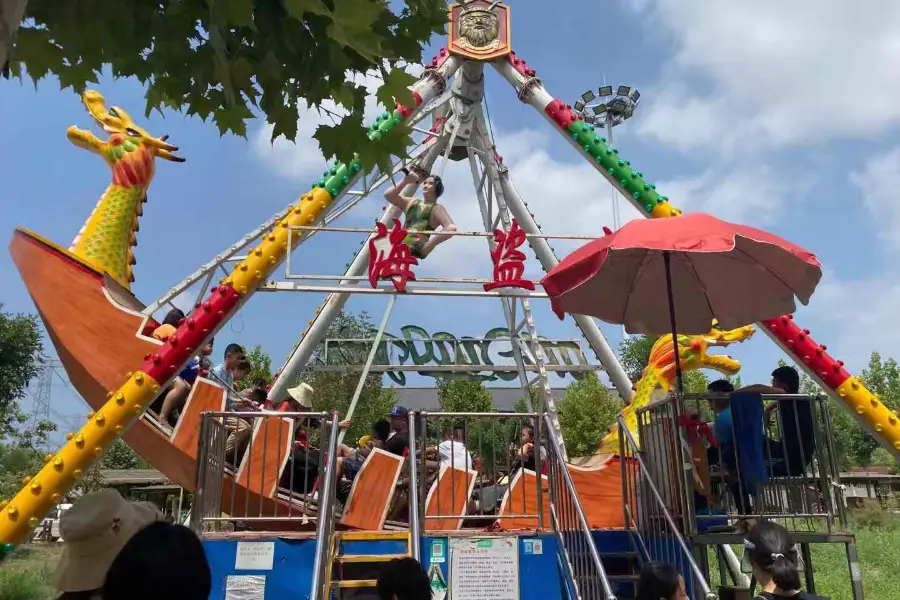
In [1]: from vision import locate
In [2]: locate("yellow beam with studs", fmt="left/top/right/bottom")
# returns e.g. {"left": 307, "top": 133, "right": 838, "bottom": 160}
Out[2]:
{"left": 0, "top": 372, "right": 160, "bottom": 545}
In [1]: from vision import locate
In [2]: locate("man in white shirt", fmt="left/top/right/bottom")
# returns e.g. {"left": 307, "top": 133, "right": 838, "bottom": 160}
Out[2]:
{"left": 437, "top": 423, "right": 474, "bottom": 471}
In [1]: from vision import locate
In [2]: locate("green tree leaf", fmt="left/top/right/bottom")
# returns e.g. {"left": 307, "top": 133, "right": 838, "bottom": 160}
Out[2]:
{"left": 327, "top": 0, "right": 385, "bottom": 62}
{"left": 313, "top": 113, "right": 366, "bottom": 163}
{"left": 12, "top": 0, "right": 447, "bottom": 168}
{"left": 213, "top": 103, "right": 255, "bottom": 137}
{"left": 375, "top": 68, "right": 416, "bottom": 110}
{"left": 220, "top": 0, "right": 256, "bottom": 27}
{"left": 283, "top": 0, "right": 331, "bottom": 19}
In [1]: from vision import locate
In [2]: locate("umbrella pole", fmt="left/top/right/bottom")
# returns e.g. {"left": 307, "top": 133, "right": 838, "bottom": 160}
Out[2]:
{"left": 663, "top": 251, "right": 685, "bottom": 396}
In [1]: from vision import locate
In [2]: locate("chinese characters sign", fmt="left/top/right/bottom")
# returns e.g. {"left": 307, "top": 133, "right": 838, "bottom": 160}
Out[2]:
{"left": 366, "top": 218, "right": 535, "bottom": 294}
{"left": 484, "top": 219, "right": 534, "bottom": 292}
{"left": 449, "top": 537, "right": 519, "bottom": 600}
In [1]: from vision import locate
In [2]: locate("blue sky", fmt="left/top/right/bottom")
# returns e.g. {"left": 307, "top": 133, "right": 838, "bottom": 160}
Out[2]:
{"left": 3, "top": 0, "right": 900, "bottom": 443}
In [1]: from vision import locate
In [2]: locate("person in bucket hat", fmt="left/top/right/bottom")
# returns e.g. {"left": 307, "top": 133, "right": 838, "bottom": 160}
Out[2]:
{"left": 53, "top": 489, "right": 163, "bottom": 595}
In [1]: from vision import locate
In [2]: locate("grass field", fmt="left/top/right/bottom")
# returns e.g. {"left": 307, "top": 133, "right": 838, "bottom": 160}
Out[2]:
{"left": 0, "top": 509, "right": 897, "bottom": 600}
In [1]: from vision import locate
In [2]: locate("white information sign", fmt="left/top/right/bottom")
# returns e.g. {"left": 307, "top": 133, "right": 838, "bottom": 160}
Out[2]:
{"left": 235, "top": 541, "right": 275, "bottom": 571}
{"left": 449, "top": 537, "right": 519, "bottom": 600}
{"left": 225, "top": 575, "right": 266, "bottom": 600}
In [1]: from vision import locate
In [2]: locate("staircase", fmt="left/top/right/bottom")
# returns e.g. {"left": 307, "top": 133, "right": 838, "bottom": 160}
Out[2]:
{"left": 328, "top": 531, "right": 413, "bottom": 600}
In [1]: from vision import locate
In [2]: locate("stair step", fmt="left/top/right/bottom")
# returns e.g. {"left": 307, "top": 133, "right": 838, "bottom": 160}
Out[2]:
{"left": 338, "top": 531, "right": 409, "bottom": 542}
{"left": 336, "top": 554, "right": 409, "bottom": 563}
{"left": 333, "top": 580, "right": 378, "bottom": 588}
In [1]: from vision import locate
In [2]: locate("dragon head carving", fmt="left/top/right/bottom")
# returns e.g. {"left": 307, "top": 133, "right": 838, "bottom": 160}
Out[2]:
{"left": 646, "top": 320, "right": 756, "bottom": 384}
{"left": 66, "top": 90, "right": 184, "bottom": 186}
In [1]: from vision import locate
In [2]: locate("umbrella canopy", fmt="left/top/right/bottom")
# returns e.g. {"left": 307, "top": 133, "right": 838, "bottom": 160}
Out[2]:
{"left": 541, "top": 213, "right": 822, "bottom": 335}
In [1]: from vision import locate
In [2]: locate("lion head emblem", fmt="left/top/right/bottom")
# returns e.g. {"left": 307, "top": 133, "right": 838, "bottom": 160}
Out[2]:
{"left": 458, "top": 4, "right": 500, "bottom": 49}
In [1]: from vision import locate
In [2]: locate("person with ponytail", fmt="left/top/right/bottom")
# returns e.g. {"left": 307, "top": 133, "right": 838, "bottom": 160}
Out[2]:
{"left": 743, "top": 521, "right": 828, "bottom": 600}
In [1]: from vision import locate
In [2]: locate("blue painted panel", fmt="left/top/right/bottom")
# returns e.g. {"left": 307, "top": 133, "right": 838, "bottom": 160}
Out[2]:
{"left": 421, "top": 533, "right": 561, "bottom": 600}
{"left": 340, "top": 539, "right": 408, "bottom": 556}
{"left": 204, "top": 538, "right": 317, "bottom": 600}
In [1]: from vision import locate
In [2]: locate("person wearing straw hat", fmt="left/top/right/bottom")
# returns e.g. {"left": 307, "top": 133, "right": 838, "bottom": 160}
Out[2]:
{"left": 53, "top": 489, "right": 164, "bottom": 599}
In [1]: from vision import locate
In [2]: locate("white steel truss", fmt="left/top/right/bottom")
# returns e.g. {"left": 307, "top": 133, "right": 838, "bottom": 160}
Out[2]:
{"left": 255, "top": 55, "right": 633, "bottom": 454}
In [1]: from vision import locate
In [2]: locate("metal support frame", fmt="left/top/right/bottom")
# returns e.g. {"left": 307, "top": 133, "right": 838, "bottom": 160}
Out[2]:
{"left": 142, "top": 84, "right": 456, "bottom": 319}
{"left": 336, "top": 294, "right": 397, "bottom": 446}
{"left": 465, "top": 114, "right": 568, "bottom": 457}
{"left": 267, "top": 118, "right": 456, "bottom": 404}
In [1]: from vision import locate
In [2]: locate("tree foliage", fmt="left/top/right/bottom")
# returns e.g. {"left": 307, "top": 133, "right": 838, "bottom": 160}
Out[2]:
{"left": 557, "top": 374, "right": 620, "bottom": 457}
{"left": 9, "top": 0, "right": 447, "bottom": 168}
{"left": 298, "top": 311, "right": 396, "bottom": 445}
{"left": 434, "top": 379, "right": 519, "bottom": 477}
{"left": 0, "top": 305, "right": 54, "bottom": 443}
{"left": 238, "top": 344, "right": 274, "bottom": 390}
{"left": 617, "top": 335, "right": 656, "bottom": 383}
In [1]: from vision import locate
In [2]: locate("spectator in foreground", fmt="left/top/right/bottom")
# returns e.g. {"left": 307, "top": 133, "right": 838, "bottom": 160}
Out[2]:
{"left": 53, "top": 490, "right": 163, "bottom": 600}
{"left": 376, "top": 557, "right": 431, "bottom": 600}
{"left": 635, "top": 562, "right": 687, "bottom": 600}
{"left": 104, "top": 521, "right": 211, "bottom": 600}
{"left": 742, "top": 521, "right": 827, "bottom": 600}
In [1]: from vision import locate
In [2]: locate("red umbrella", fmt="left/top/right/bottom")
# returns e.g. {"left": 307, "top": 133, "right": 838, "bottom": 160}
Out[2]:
{"left": 541, "top": 213, "right": 822, "bottom": 336}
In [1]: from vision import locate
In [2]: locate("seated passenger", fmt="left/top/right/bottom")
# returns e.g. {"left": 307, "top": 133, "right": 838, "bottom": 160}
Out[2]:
{"left": 438, "top": 422, "right": 474, "bottom": 471}
{"left": 337, "top": 419, "right": 391, "bottom": 483}
{"left": 734, "top": 365, "right": 816, "bottom": 476}
{"left": 156, "top": 338, "right": 214, "bottom": 426}
{"left": 151, "top": 308, "right": 185, "bottom": 342}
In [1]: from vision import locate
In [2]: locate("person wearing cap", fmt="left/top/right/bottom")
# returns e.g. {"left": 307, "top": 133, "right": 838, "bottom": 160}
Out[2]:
{"left": 384, "top": 166, "right": 457, "bottom": 259}
{"left": 384, "top": 406, "right": 411, "bottom": 456}
{"left": 53, "top": 489, "right": 164, "bottom": 599}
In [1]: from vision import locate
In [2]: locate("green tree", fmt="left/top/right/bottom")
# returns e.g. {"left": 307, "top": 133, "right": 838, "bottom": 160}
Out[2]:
{"left": 557, "top": 374, "right": 620, "bottom": 457}
{"left": 0, "top": 305, "right": 56, "bottom": 444}
{"left": 0, "top": 444, "right": 43, "bottom": 499}
{"left": 9, "top": 0, "right": 447, "bottom": 169}
{"left": 238, "top": 344, "right": 274, "bottom": 390}
{"left": 298, "top": 311, "right": 396, "bottom": 446}
{"left": 617, "top": 335, "right": 657, "bottom": 382}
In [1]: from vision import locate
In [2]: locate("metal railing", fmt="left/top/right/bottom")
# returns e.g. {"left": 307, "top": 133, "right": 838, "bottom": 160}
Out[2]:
{"left": 619, "top": 415, "right": 717, "bottom": 600}
{"left": 636, "top": 393, "right": 847, "bottom": 535}
{"left": 310, "top": 413, "right": 341, "bottom": 600}
{"left": 412, "top": 411, "right": 545, "bottom": 528}
{"left": 544, "top": 414, "right": 617, "bottom": 600}
{"left": 192, "top": 410, "right": 334, "bottom": 533}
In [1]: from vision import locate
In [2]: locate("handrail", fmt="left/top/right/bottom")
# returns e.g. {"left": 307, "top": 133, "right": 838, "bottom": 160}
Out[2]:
{"left": 310, "top": 413, "right": 341, "bottom": 600}
{"left": 543, "top": 414, "right": 617, "bottom": 600}
{"left": 408, "top": 411, "right": 422, "bottom": 561}
{"left": 618, "top": 415, "right": 717, "bottom": 600}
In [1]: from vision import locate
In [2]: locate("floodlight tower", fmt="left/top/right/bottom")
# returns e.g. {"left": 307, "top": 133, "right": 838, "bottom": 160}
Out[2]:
{"left": 572, "top": 85, "right": 641, "bottom": 232}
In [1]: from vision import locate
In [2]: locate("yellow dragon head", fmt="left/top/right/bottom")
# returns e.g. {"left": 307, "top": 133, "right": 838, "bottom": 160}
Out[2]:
{"left": 593, "top": 321, "right": 756, "bottom": 457}
{"left": 646, "top": 320, "right": 756, "bottom": 384}
{"left": 66, "top": 90, "right": 184, "bottom": 186}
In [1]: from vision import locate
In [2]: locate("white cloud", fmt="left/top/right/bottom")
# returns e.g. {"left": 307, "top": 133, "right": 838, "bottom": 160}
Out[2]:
{"left": 802, "top": 270, "right": 900, "bottom": 368}
{"left": 851, "top": 145, "right": 900, "bottom": 252}
{"left": 626, "top": 0, "right": 900, "bottom": 153}
{"left": 654, "top": 164, "right": 814, "bottom": 226}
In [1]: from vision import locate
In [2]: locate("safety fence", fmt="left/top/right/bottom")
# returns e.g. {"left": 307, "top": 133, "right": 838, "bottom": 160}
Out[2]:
{"left": 193, "top": 411, "right": 335, "bottom": 533}
{"left": 635, "top": 393, "right": 847, "bottom": 536}
{"left": 619, "top": 415, "right": 717, "bottom": 600}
